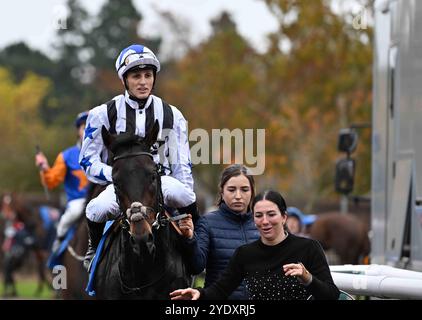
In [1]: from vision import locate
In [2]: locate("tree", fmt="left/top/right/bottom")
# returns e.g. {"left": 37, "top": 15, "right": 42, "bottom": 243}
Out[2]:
{"left": 49, "top": 0, "right": 162, "bottom": 122}
{"left": 0, "top": 68, "right": 72, "bottom": 192}
{"left": 47, "top": 0, "right": 95, "bottom": 125}
{"left": 152, "top": 8, "right": 194, "bottom": 62}
{"left": 0, "top": 42, "right": 56, "bottom": 82}
{"left": 160, "top": 11, "right": 263, "bottom": 194}
{"left": 53, "top": 0, "right": 92, "bottom": 83}
{"left": 259, "top": 0, "right": 373, "bottom": 210}
{"left": 0, "top": 41, "right": 83, "bottom": 126}
{"left": 85, "top": 0, "right": 161, "bottom": 101}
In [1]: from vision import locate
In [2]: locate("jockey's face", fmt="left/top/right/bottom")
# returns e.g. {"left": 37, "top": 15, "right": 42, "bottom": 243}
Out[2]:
{"left": 125, "top": 68, "right": 154, "bottom": 100}
{"left": 78, "top": 123, "right": 85, "bottom": 141}
{"left": 286, "top": 216, "right": 302, "bottom": 235}
{"left": 221, "top": 174, "right": 252, "bottom": 214}
{"left": 253, "top": 200, "right": 287, "bottom": 245}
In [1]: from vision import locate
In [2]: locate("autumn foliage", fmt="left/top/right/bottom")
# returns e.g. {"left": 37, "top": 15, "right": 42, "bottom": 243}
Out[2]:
{"left": 0, "top": 0, "right": 373, "bottom": 210}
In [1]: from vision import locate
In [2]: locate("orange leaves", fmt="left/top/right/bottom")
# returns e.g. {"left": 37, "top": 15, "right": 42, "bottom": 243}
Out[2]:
{"left": 254, "top": 0, "right": 373, "bottom": 204}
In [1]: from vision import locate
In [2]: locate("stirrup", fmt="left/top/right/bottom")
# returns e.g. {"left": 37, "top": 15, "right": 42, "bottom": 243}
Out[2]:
{"left": 84, "top": 254, "right": 94, "bottom": 272}
{"left": 83, "top": 249, "right": 96, "bottom": 272}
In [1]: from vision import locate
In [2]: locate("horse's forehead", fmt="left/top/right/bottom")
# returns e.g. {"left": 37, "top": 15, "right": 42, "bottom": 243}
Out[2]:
{"left": 113, "top": 157, "right": 156, "bottom": 180}
{"left": 116, "top": 156, "right": 154, "bottom": 169}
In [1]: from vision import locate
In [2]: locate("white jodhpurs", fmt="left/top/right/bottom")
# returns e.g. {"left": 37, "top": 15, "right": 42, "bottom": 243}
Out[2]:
{"left": 56, "top": 198, "right": 86, "bottom": 238}
{"left": 86, "top": 175, "right": 196, "bottom": 223}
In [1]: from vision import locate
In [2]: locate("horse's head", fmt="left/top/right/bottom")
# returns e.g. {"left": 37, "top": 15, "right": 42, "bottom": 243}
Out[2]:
{"left": 102, "top": 120, "right": 161, "bottom": 240}
{"left": 95, "top": 121, "right": 192, "bottom": 298}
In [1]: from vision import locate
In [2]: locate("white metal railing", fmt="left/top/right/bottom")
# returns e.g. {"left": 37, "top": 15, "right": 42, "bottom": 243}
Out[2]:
{"left": 329, "top": 264, "right": 422, "bottom": 299}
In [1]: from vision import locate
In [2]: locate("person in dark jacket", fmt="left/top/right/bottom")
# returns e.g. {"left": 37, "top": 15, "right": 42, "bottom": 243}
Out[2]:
{"left": 187, "top": 164, "right": 260, "bottom": 300}
{"left": 170, "top": 190, "right": 340, "bottom": 300}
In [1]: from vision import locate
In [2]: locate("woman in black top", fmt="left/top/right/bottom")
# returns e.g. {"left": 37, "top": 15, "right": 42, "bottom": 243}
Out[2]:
{"left": 170, "top": 190, "right": 340, "bottom": 300}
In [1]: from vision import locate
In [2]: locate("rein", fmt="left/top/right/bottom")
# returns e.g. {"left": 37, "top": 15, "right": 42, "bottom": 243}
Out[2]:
{"left": 118, "top": 258, "right": 174, "bottom": 295}
{"left": 67, "top": 245, "right": 85, "bottom": 262}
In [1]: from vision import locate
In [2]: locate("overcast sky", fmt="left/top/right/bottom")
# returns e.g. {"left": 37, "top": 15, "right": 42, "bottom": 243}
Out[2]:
{"left": 0, "top": 0, "right": 281, "bottom": 59}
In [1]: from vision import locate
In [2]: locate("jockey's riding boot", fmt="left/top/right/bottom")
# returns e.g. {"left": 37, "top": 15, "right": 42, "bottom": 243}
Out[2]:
{"left": 178, "top": 201, "right": 200, "bottom": 224}
{"left": 83, "top": 218, "right": 105, "bottom": 271}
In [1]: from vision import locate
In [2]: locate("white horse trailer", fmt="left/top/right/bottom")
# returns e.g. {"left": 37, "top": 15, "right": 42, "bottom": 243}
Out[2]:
{"left": 331, "top": 0, "right": 422, "bottom": 299}
{"left": 371, "top": 0, "right": 422, "bottom": 271}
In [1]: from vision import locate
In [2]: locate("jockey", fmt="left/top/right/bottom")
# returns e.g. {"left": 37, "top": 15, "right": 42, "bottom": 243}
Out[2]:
{"left": 79, "top": 44, "right": 198, "bottom": 270}
{"left": 286, "top": 206, "right": 305, "bottom": 235}
{"left": 35, "top": 111, "right": 90, "bottom": 253}
{"left": 286, "top": 206, "right": 316, "bottom": 237}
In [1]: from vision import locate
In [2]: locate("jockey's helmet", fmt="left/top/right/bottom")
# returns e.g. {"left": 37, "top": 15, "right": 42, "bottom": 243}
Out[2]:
{"left": 287, "top": 207, "right": 304, "bottom": 224}
{"left": 115, "top": 44, "right": 161, "bottom": 80}
{"left": 75, "top": 111, "right": 89, "bottom": 128}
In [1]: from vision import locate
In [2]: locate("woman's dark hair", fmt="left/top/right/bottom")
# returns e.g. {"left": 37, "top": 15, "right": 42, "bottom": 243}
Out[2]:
{"left": 216, "top": 164, "right": 256, "bottom": 211}
{"left": 252, "top": 190, "right": 287, "bottom": 215}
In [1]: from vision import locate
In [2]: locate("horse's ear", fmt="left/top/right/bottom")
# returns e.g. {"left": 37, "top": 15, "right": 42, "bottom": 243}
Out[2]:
{"left": 144, "top": 120, "right": 160, "bottom": 149}
{"left": 102, "top": 125, "right": 114, "bottom": 150}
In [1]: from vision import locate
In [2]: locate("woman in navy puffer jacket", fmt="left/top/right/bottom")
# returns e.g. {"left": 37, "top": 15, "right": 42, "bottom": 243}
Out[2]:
{"left": 188, "top": 164, "right": 260, "bottom": 299}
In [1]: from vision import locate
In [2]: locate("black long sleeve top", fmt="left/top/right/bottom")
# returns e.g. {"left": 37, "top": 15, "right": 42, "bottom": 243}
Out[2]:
{"left": 199, "top": 233, "right": 340, "bottom": 300}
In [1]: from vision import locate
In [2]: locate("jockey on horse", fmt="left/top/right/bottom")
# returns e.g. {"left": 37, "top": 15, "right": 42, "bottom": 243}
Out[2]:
{"left": 35, "top": 111, "right": 90, "bottom": 256}
{"left": 79, "top": 44, "right": 199, "bottom": 270}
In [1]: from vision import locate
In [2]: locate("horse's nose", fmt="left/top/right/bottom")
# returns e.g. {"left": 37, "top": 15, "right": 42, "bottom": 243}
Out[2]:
{"left": 127, "top": 202, "right": 146, "bottom": 222}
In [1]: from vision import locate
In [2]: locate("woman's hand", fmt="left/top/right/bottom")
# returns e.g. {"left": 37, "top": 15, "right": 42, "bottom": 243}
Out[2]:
{"left": 170, "top": 288, "right": 200, "bottom": 300}
{"left": 283, "top": 262, "right": 312, "bottom": 284}
{"left": 178, "top": 214, "right": 194, "bottom": 239}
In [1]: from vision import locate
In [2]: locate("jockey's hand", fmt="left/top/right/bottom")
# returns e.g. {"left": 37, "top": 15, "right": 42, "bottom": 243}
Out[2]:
{"left": 35, "top": 153, "right": 49, "bottom": 171}
{"left": 170, "top": 288, "right": 200, "bottom": 300}
{"left": 178, "top": 214, "right": 193, "bottom": 239}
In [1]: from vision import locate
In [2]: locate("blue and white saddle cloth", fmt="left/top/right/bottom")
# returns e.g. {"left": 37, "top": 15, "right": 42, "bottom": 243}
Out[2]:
{"left": 46, "top": 225, "right": 76, "bottom": 270}
{"left": 86, "top": 220, "right": 115, "bottom": 296}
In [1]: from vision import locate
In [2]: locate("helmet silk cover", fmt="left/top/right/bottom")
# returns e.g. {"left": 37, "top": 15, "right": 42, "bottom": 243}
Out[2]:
{"left": 115, "top": 44, "right": 161, "bottom": 80}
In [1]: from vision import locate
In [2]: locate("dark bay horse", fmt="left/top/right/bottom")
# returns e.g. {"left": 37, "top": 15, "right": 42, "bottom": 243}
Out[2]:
{"left": 59, "top": 214, "right": 89, "bottom": 299}
{"left": 59, "top": 183, "right": 104, "bottom": 300}
{"left": 0, "top": 192, "right": 58, "bottom": 297}
{"left": 309, "top": 212, "right": 370, "bottom": 265}
{"left": 93, "top": 121, "right": 192, "bottom": 299}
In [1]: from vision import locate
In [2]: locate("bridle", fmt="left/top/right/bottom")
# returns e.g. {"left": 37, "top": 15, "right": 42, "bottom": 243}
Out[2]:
{"left": 113, "top": 151, "right": 188, "bottom": 230}
{"left": 112, "top": 151, "right": 164, "bottom": 230}
{"left": 111, "top": 150, "right": 190, "bottom": 295}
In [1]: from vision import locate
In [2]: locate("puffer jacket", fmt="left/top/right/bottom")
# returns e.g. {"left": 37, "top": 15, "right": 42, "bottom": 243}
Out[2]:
{"left": 189, "top": 202, "right": 260, "bottom": 300}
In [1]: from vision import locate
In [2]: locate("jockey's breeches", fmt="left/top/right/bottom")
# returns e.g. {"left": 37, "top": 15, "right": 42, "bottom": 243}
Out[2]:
{"left": 56, "top": 198, "right": 86, "bottom": 238}
{"left": 85, "top": 176, "right": 196, "bottom": 223}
